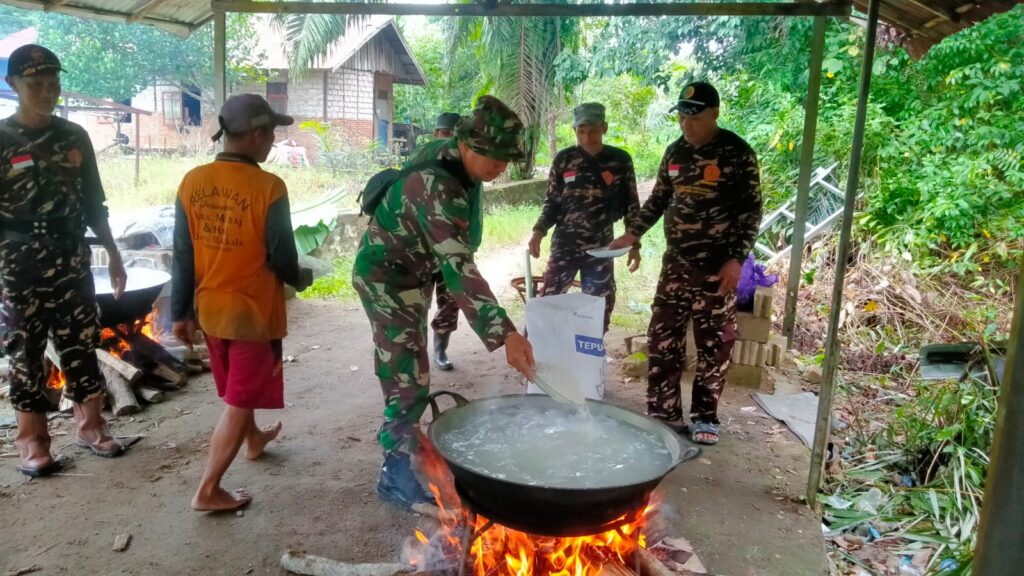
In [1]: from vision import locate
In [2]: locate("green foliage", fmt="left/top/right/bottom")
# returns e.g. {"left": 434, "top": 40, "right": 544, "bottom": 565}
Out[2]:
{"left": 270, "top": 1, "right": 383, "bottom": 74}
{"left": 299, "top": 120, "right": 400, "bottom": 174}
{"left": 444, "top": 8, "right": 582, "bottom": 174}
{"left": 824, "top": 346, "right": 1002, "bottom": 573}
{"left": 300, "top": 255, "right": 357, "bottom": 301}
{"left": 0, "top": 6, "right": 38, "bottom": 37}
{"left": 393, "top": 18, "right": 482, "bottom": 131}
{"left": 37, "top": 13, "right": 261, "bottom": 101}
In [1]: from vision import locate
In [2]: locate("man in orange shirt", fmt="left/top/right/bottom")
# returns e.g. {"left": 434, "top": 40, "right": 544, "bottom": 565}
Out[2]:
{"left": 171, "top": 94, "right": 311, "bottom": 512}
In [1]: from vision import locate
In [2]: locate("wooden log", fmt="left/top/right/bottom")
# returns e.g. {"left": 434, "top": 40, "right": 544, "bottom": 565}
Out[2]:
{"left": 279, "top": 551, "right": 412, "bottom": 576}
{"left": 136, "top": 385, "right": 165, "bottom": 404}
{"left": 152, "top": 363, "right": 188, "bottom": 389}
{"left": 96, "top": 350, "right": 143, "bottom": 385}
{"left": 123, "top": 331, "right": 188, "bottom": 373}
{"left": 99, "top": 364, "right": 141, "bottom": 416}
{"left": 45, "top": 340, "right": 62, "bottom": 370}
{"left": 601, "top": 558, "right": 638, "bottom": 576}
{"left": 636, "top": 548, "right": 675, "bottom": 576}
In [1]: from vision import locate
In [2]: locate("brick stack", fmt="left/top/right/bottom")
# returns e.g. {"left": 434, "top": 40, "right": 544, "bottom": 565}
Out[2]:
{"left": 726, "top": 286, "right": 775, "bottom": 392}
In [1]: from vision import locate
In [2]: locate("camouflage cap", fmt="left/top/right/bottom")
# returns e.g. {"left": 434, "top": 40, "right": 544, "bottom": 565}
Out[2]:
{"left": 435, "top": 112, "right": 461, "bottom": 130}
{"left": 572, "top": 102, "right": 606, "bottom": 128}
{"left": 454, "top": 95, "right": 526, "bottom": 162}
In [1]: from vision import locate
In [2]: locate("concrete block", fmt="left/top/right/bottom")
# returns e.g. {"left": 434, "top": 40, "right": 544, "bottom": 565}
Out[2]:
{"left": 726, "top": 363, "right": 763, "bottom": 390}
{"left": 736, "top": 312, "right": 771, "bottom": 343}
{"left": 753, "top": 286, "right": 774, "bottom": 318}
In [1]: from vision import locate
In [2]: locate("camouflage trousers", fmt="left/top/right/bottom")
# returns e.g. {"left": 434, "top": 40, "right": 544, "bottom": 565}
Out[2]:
{"left": 646, "top": 256, "right": 737, "bottom": 425}
{"left": 352, "top": 273, "right": 434, "bottom": 454}
{"left": 1, "top": 240, "right": 105, "bottom": 414}
{"left": 430, "top": 274, "right": 460, "bottom": 336}
{"left": 540, "top": 249, "right": 615, "bottom": 333}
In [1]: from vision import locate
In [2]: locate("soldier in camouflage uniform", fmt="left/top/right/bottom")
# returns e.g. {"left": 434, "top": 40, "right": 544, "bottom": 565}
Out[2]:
{"left": 429, "top": 112, "right": 463, "bottom": 371}
{"left": 610, "top": 82, "right": 762, "bottom": 445}
{"left": 529, "top": 103, "right": 641, "bottom": 333}
{"left": 352, "top": 96, "right": 535, "bottom": 509}
{"left": 1, "top": 44, "right": 129, "bottom": 477}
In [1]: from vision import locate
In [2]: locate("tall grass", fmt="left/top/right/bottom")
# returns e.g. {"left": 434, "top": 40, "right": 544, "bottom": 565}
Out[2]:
{"left": 97, "top": 152, "right": 366, "bottom": 210}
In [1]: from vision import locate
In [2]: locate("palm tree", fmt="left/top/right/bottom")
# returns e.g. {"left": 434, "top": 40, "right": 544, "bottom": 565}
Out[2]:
{"left": 271, "top": 0, "right": 379, "bottom": 73}
{"left": 446, "top": 12, "right": 580, "bottom": 176}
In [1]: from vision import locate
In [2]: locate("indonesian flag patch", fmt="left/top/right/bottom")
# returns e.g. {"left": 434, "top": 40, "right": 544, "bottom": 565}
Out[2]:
{"left": 668, "top": 164, "right": 680, "bottom": 177}
{"left": 564, "top": 170, "right": 576, "bottom": 183}
{"left": 11, "top": 154, "right": 34, "bottom": 170}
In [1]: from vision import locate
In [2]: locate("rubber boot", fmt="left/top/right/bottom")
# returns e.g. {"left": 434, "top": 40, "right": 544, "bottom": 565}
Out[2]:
{"left": 73, "top": 396, "right": 125, "bottom": 458}
{"left": 433, "top": 331, "right": 454, "bottom": 371}
{"left": 377, "top": 452, "right": 434, "bottom": 510}
{"left": 15, "top": 410, "right": 58, "bottom": 477}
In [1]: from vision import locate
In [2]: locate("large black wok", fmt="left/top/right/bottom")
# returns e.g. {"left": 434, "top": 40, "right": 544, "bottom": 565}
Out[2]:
{"left": 91, "top": 266, "right": 170, "bottom": 326}
{"left": 426, "top": 392, "right": 700, "bottom": 537}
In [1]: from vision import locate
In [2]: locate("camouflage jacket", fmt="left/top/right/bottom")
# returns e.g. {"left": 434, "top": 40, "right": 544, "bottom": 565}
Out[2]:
{"left": 0, "top": 116, "right": 107, "bottom": 233}
{"left": 353, "top": 138, "right": 516, "bottom": 351}
{"left": 630, "top": 129, "right": 762, "bottom": 273}
{"left": 533, "top": 145, "right": 640, "bottom": 253}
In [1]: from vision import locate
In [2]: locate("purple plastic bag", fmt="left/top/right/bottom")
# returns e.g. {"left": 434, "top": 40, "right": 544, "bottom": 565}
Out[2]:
{"left": 737, "top": 254, "right": 778, "bottom": 311}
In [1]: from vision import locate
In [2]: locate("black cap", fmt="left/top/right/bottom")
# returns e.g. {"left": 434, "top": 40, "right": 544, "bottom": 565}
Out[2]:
{"left": 669, "top": 81, "right": 720, "bottom": 116}
{"left": 6, "top": 44, "right": 63, "bottom": 78}
{"left": 435, "top": 112, "right": 461, "bottom": 131}
{"left": 212, "top": 94, "right": 294, "bottom": 142}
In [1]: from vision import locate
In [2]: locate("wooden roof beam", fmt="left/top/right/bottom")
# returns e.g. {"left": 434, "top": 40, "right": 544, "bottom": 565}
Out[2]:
{"left": 128, "top": 0, "right": 174, "bottom": 24}
{"left": 212, "top": 1, "right": 852, "bottom": 18}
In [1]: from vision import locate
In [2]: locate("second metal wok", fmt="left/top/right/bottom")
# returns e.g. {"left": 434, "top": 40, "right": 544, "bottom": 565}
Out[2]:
{"left": 91, "top": 266, "right": 170, "bottom": 326}
{"left": 426, "top": 392, "right": 700, "bottom": 537}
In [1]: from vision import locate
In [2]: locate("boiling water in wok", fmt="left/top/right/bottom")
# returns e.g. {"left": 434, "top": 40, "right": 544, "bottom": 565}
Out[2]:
{"left": 435, "top": 401, "right": 674, "bottom": 489}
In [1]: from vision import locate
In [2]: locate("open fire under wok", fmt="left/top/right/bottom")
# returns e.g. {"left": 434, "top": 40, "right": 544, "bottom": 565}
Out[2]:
{"left": 427, "top": 392, "right": 700, "bottom": 538}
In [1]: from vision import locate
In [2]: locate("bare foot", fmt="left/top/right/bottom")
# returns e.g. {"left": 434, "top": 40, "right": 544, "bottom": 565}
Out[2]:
{"left": 245, "top": 422, "right": 282, "bottom": 460}
{"left": 191, "top": 487, "right": 252, "bottom": 512}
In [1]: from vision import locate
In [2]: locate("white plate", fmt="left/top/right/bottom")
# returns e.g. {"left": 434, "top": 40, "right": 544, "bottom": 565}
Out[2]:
{"left": 586, "top": 246, "right": 631, "bottom": 258}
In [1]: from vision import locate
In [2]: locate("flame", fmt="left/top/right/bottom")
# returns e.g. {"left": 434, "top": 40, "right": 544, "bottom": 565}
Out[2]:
{"left": 139, "top": 311, "right": 157, "bottom": 339}
{"left": 47, "top": 366, "right": 66, "bottom": 390}
{"left": 100, "top": 328, "right": 131, "bottom": 357}
{"left": 409, "top": 432, "right": 650, "bottom": 575}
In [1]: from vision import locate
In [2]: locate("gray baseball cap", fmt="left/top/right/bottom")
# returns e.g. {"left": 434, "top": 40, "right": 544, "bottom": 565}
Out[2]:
{"left": 212, "top": 93, "right": 294, "bottom": 142}
{"left": 572, "top": 102, "right": 606, "bottom": 128}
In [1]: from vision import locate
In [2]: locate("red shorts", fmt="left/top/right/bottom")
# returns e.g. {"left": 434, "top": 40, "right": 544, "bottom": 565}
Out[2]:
{"left": 206, "top": 336, "right": 285, "bottom": 410}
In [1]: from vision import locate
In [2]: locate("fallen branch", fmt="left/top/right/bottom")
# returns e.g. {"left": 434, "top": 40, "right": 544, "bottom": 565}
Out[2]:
{"left": 280, "top": 551, "right": 412, "bottom": 576}
{"left": 5, "top": 565, "right": 42, "bottom": 576}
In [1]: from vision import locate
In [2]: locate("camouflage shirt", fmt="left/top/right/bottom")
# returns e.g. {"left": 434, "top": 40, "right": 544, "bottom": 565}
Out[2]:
{"left": 353, "top": 138, "right": 516, "bottom": 351}
{"left": 0, "top": 116, "right": 107, "bottom": 232}
{"left": 533, "top": 145, "right": 641, "bottom": 252}
{"left": 630, "top": 129, "right": 762, "bottom": 273}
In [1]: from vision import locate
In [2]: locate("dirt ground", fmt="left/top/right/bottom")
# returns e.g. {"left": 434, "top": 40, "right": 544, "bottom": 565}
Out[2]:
{"left": 0, "top": 297, "right": 824, "bottom": 576}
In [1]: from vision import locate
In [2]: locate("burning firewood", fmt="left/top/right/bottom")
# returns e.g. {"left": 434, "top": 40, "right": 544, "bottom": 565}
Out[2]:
{"left": 636, "top": 547, "right": 676, "bottom": 576}
{"left": 96, "top": 350, "right": 143, "bottom": 385}
{"left": 279, "top": 551, "right": 413, "bottom": 576}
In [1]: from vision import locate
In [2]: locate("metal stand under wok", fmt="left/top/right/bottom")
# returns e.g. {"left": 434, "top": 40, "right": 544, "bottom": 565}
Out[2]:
{"left": 453, "top": 488, "right": 646, "bottom": 576}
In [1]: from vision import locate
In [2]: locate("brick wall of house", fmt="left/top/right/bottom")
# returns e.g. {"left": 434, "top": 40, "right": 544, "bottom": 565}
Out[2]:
{"left": 327, "top": 68, "right": 374, "bottom": 121}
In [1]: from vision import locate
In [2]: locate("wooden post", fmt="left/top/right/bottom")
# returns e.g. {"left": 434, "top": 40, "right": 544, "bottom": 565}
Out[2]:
{"left": 781, "top": 15, "right": 827, "bottom": 343}
{"left": 134, "top": 111, "right": 141, "bottom": 187}
{"left": 806, "top": 0, "right": 880, "bottom": 505}
{"left": 974, "top": 254, "right": 1024, "bottom": 574}
{"left": 213, "top": 11, "right": 227, "bottom": 119}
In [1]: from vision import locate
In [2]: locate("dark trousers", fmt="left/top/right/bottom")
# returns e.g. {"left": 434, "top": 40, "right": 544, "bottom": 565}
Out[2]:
{"left": 646, "top": 257, "right": 737, "bottom": 425}
{"left": 539, "top": 251, "right": 615, "bottom": 334}
{"left": 1, "top": 240, "right": 105, "bottom": 413}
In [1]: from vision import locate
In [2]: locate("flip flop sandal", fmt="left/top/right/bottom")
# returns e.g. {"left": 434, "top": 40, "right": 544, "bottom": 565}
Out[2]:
{"left": 690, "top": 421, "right": 720, "bottom": 446}
{"left": 75, "top": 437, "right": 127, "bottom": 458}
{"left": 18, "top": 456, "right": 64, "bottom": 478}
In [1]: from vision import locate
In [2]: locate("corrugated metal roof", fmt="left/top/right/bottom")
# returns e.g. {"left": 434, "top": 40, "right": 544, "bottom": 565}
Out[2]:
{"left": 1, "top": 1, "right": 1019, "bottom": 58}
{"left": 0, "top": 0, "right": 213, "bottom": 36}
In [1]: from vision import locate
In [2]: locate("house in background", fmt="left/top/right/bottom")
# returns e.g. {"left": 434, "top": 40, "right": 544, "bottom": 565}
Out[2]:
{"left": 242, "top": 15, "right": 427, "bottom": 159}
{"left": 1, "top": 17, "right": 425, "bottom": 161}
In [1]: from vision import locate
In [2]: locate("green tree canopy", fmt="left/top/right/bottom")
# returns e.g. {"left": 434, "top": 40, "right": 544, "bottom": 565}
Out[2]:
{"left": 37, "top": 14, "right": 262, "bottom": 101}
